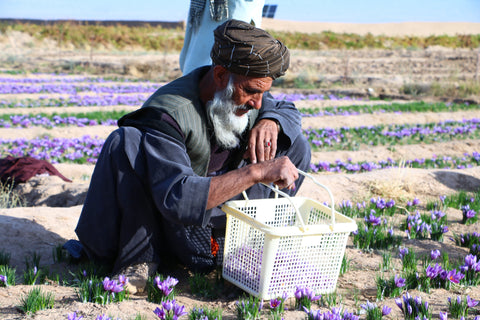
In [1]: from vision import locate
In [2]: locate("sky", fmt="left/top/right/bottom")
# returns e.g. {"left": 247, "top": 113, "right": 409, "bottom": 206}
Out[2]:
{"left": 0, "top": 0, "right": 479, "bottom": 23}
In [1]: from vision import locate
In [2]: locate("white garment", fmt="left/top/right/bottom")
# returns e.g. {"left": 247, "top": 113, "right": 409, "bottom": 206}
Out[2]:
{"left": 180, "top": 0, "right": 265, "bottom": 75}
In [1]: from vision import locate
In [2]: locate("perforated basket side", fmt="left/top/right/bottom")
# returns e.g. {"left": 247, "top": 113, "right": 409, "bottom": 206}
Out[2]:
{"left": 222, "top": 198, "right": 356, "bottom": 299}
{"left": 222, "top": 210, "right": 265, "bottom": 296}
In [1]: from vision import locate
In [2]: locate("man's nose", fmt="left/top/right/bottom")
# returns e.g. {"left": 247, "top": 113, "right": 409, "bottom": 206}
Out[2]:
{"left": 247, "top": 95, "right": 262, "bottom": 110}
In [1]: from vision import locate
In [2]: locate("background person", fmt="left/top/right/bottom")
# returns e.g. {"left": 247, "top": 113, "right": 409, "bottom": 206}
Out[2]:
{"left": 180, "top": 0, "right": 265, "bottom": 75}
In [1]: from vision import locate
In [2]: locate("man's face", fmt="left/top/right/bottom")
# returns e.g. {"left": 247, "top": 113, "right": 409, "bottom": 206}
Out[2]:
{"left": 206, "top": 77, "right": 250, "bottom": 149}
{"left": 229, "top": 74, "right": 273, "bottom": 117}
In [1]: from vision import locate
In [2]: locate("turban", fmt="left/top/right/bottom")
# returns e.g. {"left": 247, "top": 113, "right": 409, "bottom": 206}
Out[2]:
{"left": 210, "top": 19, "right": 290, "bottom": 79}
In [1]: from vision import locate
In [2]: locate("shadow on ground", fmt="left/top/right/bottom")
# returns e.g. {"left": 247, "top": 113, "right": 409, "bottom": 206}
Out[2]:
{"left": 432, "top": 171, "right": 480, "bottom": 192}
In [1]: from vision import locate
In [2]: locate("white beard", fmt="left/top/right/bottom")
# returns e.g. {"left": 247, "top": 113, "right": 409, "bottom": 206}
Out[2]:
{"left": 206, "top": 78, "right": 249, "bottom": 149}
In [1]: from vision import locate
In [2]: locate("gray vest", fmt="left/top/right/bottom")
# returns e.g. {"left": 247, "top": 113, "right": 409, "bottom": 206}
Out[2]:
{"left": 120, "top": 66, "right": 259, "bottom": 176}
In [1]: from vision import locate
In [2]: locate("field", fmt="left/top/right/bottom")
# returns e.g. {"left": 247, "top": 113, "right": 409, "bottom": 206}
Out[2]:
{"left": 0, "top": 20, "right": 480, "bottom": 320}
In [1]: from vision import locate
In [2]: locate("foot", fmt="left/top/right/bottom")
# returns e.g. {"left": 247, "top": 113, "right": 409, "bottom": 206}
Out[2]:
{"left": 116, "top": 262, "right": 158, "bottom": 295}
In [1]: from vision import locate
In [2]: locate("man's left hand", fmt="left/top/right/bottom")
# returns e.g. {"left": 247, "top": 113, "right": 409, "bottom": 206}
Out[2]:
{"left": 244, "top": 119, "right": 280, "bottom": 163}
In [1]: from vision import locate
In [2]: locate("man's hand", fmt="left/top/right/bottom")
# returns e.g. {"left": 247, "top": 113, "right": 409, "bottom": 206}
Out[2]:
{"left": 244, "top": 118, "right": 280, "bottom": 163}
{"left": 207, "top": 156, "right": 298, "bottom": 209}
{"left": 256, "top": 156, "right": 299, "bottom": 190}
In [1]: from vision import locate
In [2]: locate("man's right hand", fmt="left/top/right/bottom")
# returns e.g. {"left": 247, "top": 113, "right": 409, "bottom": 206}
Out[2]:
{"left": 207, "top": 156, "right": 299, "bottom": 209}
{"left": 254, "top": 156, "right": 298, "bottom": 190}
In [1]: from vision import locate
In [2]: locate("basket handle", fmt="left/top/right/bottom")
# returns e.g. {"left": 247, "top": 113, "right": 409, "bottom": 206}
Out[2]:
{"left": 241, "top": 187, "right": 306, "bottom": 230}
{"left": 297, "top": 169, "right": 336, "bottom": 225}
{"left": 260, "top": 170, "right": 336, "bottom": 227}
{"left": 259, "top": 182, "right": 307, "bottom": 231}
{"left": 241, "top": 169, "right": 337, "bottom": 229}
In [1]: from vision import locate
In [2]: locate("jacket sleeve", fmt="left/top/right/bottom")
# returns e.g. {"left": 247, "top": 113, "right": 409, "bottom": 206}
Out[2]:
{"left": 257, "top": 91, "right": 302, "bottom": 147}
{"left": 139, "top": 128, "right": 213, "bottom": 227}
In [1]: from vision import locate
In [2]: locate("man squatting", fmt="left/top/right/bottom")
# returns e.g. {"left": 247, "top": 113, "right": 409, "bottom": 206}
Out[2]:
{"left": 74, "top": 19, "right": 311, "bottom": 294}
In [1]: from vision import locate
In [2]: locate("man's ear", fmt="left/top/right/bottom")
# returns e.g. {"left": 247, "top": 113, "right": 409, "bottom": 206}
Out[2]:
{"left": 212, "top": 65, "right": 230, "bottom": 88}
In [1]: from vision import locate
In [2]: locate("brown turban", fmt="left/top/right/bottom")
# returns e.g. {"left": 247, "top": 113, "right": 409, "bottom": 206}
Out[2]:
{"left": 210, "top": 19, "right": 290, "bottom": 79}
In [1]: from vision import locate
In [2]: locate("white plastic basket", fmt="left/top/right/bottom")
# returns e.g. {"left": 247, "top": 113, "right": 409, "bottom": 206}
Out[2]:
{"left": 221, "top": 170, "right": 357, "bottom": 300}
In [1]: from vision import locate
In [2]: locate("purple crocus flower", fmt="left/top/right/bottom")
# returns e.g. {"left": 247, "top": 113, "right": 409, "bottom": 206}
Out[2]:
{"left": 343, "top": 309, "right": 359, "bottom": 320}
{"left": 68, "top": 311, "right": 84, "bottom": 320}
{"left": 154, "top": 300, "right": 187, "bottom": 320}
{"left": 118, "top": 275, "right": 129, "bottom": 286}
{"left": 295, "top": 285, "right": 321, "bottom": 301}
{"left": 153, "top": 307, "right": 166, "bottom": 319}
{"left": 395, "top": 275, "right": 406, "bottom": 287}
{"left": 163, "top": 276, "right": 179, "bottom": 288}
{"left": 466, "top": 209, "right": 476, "bottom": 219}
{"left": 426, "top": 263, "right": 443, "bottom": 279}
{"left": 395, "top": 297, "right": 403, "bottom": 311}
{"left": 258, "top": 299, "right": 264, "bottom": 311}
{"left": 382, "top": 305, "right": 392, "bottom": 316}
{"left": 172, "top": 302, "right": 188, "bottom": 319}
{"left": 340, "top": 200, "right": 352, "bottom": 209}
{"left": 303, "top": 307, "right": 321, "bottom": 319}
{"left": 464, "top": 254, "right": 478, "bottom": 269}
{"left": 440, "top": 270, "right": 448, "bottom": 281}
{"left": 306, "top": 287, "right": 321, "bottom": 301}
{"left": 365, "top": 211, "right": 382, "bottom": 226}
{"left": 407, "top": 304, "right": 413, "bottom": 315}
{"left": 399, "top": 247, "right": 409, "bottom": 260}
{"left": 294, "top": 287, "right": 303, "bottom": 300}
{"left": 357, "top": 201, "right": 366, "bottom": 209}
{"left": 102, "top": 277, "right": 124, "bottom": 293}
{"left": 431, "top": 249, "right": 441, "bottom": 260}
{"left": 96, "top": 315, "right": 112, "bottom": 320}
{"left": 162, "top": 300, "right": 174, "bottom": 312}
{"left": 155, "top": 276, "right": 179, "bottom": 297}
{"left": 270, "top": 298, "right": 282, "bottom": 309}
{"left": 467, "top": 296, "right": 479, "bottom": 308}
{"left": 361, "top": 300, "right": 377, "bottom": 311}
{"left": 475, "top": 261, "right": 480, "bottom": 272}
{"left": 414, "top": 295, "right": 422, "bottom": 306}
{"left": 446, "top": 269, "right": 465, "bottom": 284}
{"left": 0, "top": 275, "right": 7, "bottom": 286}
{"left": 439, "top": 312, "right": 448, "bottom": 320}
{"left": 421, "top": 222, "right": 432, "bottom": 234}
{"left": 434, "top": 210, "right": 446, "bottom": 219}
{"left": 374, "top": 197, "right": 387, "bottom": 209}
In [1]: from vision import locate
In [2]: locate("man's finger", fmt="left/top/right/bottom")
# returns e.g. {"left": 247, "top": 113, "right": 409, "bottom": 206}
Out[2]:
{"left": 263, "top": 139, "right": 272, "bottom": 161}
{"left": 256, "top": 137, "right": 266, "bottom": 162}
{"left": 269, "top": 136, "right": 277, "bottom": 160}
{"left": 247, "top": 141, "right": 257, "bottom": 163}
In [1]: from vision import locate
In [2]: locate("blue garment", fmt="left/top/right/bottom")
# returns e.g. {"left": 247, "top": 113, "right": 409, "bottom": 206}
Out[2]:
{"left": 180, "top": 0, "right": 265, "bottom": 75}
{"left": 75, "top": 68, "right": 310, "bottom": 274}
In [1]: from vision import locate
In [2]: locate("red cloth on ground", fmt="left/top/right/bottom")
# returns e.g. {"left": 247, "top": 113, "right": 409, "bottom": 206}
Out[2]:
{"left": 0, "top": 156, "right": 72, "bottom": 186}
